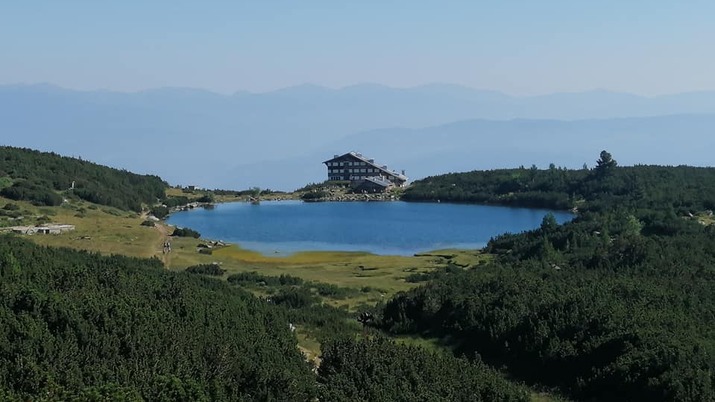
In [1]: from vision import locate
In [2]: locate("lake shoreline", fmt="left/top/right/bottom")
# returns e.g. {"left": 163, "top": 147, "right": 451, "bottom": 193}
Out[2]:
{"left": 167, "top": 200, "right": 573, "bottom": 257}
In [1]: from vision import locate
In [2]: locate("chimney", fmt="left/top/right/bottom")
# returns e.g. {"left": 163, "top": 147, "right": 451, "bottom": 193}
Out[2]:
{"left": 401, "top": 170, "right": 405, "bottom": 176}
{"left": 333, "top": 154, "right": 339, "bottom": 159}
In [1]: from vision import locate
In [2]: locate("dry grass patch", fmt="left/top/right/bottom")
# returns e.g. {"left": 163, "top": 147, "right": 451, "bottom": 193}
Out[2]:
{"left": 2, "top": 197, "right": 162, "bottom": 258}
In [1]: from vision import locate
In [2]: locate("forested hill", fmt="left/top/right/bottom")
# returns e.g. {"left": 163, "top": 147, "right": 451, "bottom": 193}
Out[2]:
{"left": 0, "top": 235, "right": 532, "bottom": 401}
{"left": 0, "top": 235, "right": 316, "bottom": 400}
{"left": 381, "top": 152, "right": 715, "bottom": 401}
{"left": 0, "top": 146, "right": 166, "bottom": 211}
{"left": 403, "top": 151, "right": 715, "bottom": 213}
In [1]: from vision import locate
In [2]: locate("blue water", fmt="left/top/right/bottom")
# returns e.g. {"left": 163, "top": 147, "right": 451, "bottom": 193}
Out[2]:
{"left": 167, "top": 201, "right": 572, "bottom": 256}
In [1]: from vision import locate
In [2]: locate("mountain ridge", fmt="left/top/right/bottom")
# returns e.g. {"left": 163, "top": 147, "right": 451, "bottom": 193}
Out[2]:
{"left": 3, "top": 83, "right": 715, "bottom": 190}
{"left": 6, "top": 81, "right": 715, "bottom": 99}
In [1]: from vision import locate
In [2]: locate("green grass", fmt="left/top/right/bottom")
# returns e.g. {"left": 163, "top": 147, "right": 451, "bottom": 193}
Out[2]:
{"left": 170, "top": 244, "right": 440, "bottom": 309}
{"left": 393, "top": 334, "right": 454, "bottom": 354}
{"left": 166, "top": 242, "right": 491, "bottom": 310}
{"left": 1, "top": 196, "right": 163, "bottom": 258}
{"left": 529, "top": 392, "right": 571, "bottom": 402}
{"left": 295, "top": 328, "right": 323, "bottom": 366}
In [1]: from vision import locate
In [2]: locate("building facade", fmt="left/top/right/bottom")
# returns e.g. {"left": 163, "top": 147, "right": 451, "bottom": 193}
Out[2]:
{"left": 323, "top": 152, "right": 408, "bottom": 189}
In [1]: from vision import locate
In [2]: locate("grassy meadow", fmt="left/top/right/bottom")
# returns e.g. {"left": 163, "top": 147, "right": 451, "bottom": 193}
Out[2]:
{"left": 0, "top": 195, "right": 489, "bottom": 311}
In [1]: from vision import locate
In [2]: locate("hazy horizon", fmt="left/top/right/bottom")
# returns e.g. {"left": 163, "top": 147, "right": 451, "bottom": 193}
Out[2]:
{"left": 3, "top": 80, "right": 715, "bottom": 190}
{"left": 5, "top": 81, "right": 715, "bottom": 98}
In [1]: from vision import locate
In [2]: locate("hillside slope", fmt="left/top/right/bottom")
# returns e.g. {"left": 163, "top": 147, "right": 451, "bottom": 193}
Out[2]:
{"left": 382, "top": 155, "right": 715, "bottom": 401}
{"left": 0, "top": 235, "right": 316, "bottom": 400}
{"left": 0, "top": 146, "right": 166, "bottom": 211}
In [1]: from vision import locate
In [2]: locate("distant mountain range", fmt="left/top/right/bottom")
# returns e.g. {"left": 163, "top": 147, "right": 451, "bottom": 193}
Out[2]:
{"left": 230, "top": 114, "right": 715, "bottom": 189}
{"left": 2, "top": 83, "right": 715, "bottom": 190}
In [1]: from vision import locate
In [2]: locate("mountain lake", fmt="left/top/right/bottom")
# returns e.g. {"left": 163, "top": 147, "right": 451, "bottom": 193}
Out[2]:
{"left": 167, "top": 200, "right": 573, "bottom": 256}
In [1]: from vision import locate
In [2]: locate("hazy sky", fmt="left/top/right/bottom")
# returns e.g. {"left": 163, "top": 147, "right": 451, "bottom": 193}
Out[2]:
{"left": 1, "top": 1, "right": 714, "bottom": 95}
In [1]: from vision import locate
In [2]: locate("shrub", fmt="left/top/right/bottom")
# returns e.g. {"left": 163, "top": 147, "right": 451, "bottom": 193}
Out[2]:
{"left": 36, "top": 215, "right": 52, "bottom": 225}
{"left": 301, "top": 190, "right": 328, "bottom": 201}
{"left": 196, "top": 194, "right": 214, "bottom": 203}
{"left": 227, "top": 272, "right": 304, "bottom": 287}
{"left": 309, "top": 282, "right": 357, "bottom": 299}
{"left": 1, "top": 180, "right": 63, "bottom": 206}
{"left": 271, "top": 288, "right": 317, "bottom": 308}
{"left": 0, "top": 209, "right": 22, "bottom": 218}
{"left": 162, "top": 196, "right": 190, "bottom": 208}
{"left": 185, "top": 263, "right": 225, "bottom": 276}
{"left": 151, "top": 206, "right": 169, "bottom": 219}
{"left": 172, "top": 227, "right": 201, "bottom": 238}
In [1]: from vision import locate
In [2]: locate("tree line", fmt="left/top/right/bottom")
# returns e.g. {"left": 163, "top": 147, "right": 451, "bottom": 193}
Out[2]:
{"left": 403, "top": 151, "right": 715, "bottom": 214}
{"left": 0, "top": 146, "right": 166, "bottom": 211}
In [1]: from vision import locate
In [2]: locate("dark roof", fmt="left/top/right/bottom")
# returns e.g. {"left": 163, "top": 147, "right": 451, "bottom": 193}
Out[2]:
{"left": 323, "top": 152, "right": 408, "bottom": 181}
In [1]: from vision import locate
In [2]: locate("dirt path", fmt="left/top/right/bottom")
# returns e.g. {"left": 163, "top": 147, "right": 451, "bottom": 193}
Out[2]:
{"left": 298, "top": 345, "right": 322, "bottom": 371}
{"left": 155, "top": 222, "right": 172, "bottom": 267}
{"left": 141, "top": 211, "right": 172, "bottom": 267}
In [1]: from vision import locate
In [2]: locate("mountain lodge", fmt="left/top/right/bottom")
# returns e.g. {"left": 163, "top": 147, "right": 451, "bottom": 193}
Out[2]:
{"left": 323, "top": 152, "right": 408, "bottom": 191}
